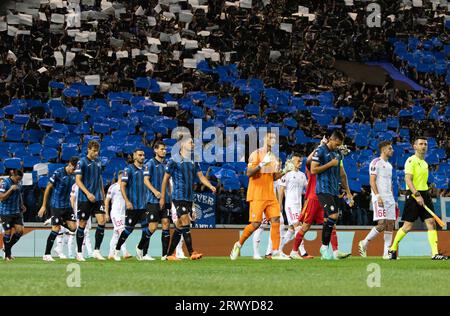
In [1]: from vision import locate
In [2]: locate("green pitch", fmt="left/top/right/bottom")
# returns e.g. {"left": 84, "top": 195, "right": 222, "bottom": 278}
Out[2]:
{"left": 1, "top": 257, "right": 449, "bottom": 296}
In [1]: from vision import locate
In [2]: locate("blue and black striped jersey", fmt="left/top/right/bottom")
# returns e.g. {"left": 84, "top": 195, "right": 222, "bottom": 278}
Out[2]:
{"left": 49, "top": 167, "right": 75, "bottom": 209}
{"left": 312, "top": 145, "right": 342, "bottom": 196}
{"left": 0, "top": 178, "right": 22, "bottom": 216}
{"left": 122, "top": 164, "right": 147, "bottom": 210}
{"left": 144, "top": 158, "right": 170, "bottom": 204}
{"left": 165, "top": 158, "right": 200, "bottom": 202}
{"left": 75, "top": 157, "right": 103, "bottom": 202}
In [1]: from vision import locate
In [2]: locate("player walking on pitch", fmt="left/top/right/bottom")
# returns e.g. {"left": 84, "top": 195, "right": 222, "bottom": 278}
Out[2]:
{"left": 230, "top": 132, "right": 290, "bottom": 260}
{"left": 39, "top": 157, "right": 79, "bottom": 261}
{"left": 388, "top": 137, "right": 448, "bottom": 260}
{"left": 74, "top": 140, "right": 107, "bottom": 261}
{"left": 161, "top": 136, "right": 216, "bottom": 260}
{"left": 358, "top": 141, "right": 396, "bottom": 259}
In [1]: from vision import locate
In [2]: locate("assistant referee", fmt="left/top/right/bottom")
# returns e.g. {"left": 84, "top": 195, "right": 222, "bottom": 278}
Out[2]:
{"left": 388, "top": 137, "right": 447, "bottom": 260}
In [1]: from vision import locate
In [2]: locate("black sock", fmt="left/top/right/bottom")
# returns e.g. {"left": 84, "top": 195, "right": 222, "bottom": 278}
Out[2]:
{"left": 3, "top": 234, "right": 11, "bottom": 258}
{"left": 9, "top": 233, "right": 22, "bottom": 247}
{"left": 181, "top": 226, "right": 194, "bottom": 255}
{"left": 161, "top": 229, "right": 170, "bottom": 257}
{"left": 116, "top": 228, "right": 133, "bottom": 251}
{"left": 45, "top": 231, "right": 59, "bottom": 255}
{"left": 94, "top": 224, "right": 105, "bottom": 250}
{"left": 322, "top": 218, "right": 336, "bottom": 246}
{"left": 167, "top": 227, "right": 182, "bottom": 256}
{"left": 76, "top": 227, "right": 85, "bottom": 253}
{"left": 138, "top": 227, "right": 152, "bottom": 253}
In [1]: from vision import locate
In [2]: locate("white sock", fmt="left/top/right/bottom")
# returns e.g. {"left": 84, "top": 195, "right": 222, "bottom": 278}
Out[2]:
{"left": 299, "top": 240, "right": 307, "bottom": 256}
{"left": 280, "top": 229, "right": 295, "bottom": 252}
{"left": 333, "top": 250, "right": 339, "bottom": 259}
{"left": 253, "top": 227, "right": 263, "bottom": 257}
{"left": 84, "top": 230, "right": 93, "bottom": 256}
{"left": 121, "top": 243, "right": 128, "bottom": 256}
{"left": 67, "top": 234, "right": 74, "bottom": 258}
{"left": 384, "top": 231, "right": 393, "bottom": 256}
{"left": 363, "top": 227, "right": 380, "bottom": 248}
{"left": 55, "top": 234, "right": 64, "bottom": 255}
{"left": 109, "top": 230, "right": 120, "bottom": 256}
{"left": 176, "top": 236, "right": 185, "bottom": 256}
{"left": 266, "top": 227, "right": 273, "bottom": 256}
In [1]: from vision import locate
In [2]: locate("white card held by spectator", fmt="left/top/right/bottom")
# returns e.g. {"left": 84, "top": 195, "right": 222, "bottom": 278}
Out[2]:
{"left": 51, "top": 13, "right": 65, "bottom": 24}
{"left": 240, "top": 0, "right": 252, "bottom": 9}
{"left": 37, "top": 67, "right": 48, "bottom": 74}
{"left": 85, "top": 75, "right": 100, "bottom": 86}
{"left": 179, "top": 11, "right": 193, "bottom": 23}
{"left": 183, "top": 58, "right": 197, "bottom": 68}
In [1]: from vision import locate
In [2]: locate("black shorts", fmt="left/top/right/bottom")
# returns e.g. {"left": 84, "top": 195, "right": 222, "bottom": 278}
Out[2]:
{"left": 51, "top": 207, "right": 76, "bottom": 226}
{"left": 317, "top": 193, "right": 340, "bottom": 217}
{"left": 125, "top": 209, "right": 149, "bottom": 228}
{"left": 77, "top": 201, "right": 105, "bottom": 221}
{"left": 173, "top": 200, "right": 193, "bottom": 218}
{"left": 402, "top": 191, "right": 433, "bottom": 222}
{"left": 0, "top": 214, "right": 24, "bottom": 230}
{"left": 147, "top": 203, "right": 171, "bottom": 223}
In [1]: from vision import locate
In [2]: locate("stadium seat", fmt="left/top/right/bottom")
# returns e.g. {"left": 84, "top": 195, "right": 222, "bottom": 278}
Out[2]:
{"left": 13, "top": 114, "right": 30, "bottom": 125}
{"left": 38, "top": 176, "right": 49, "bottom": 189}
{"left": 5, "top": 129, "right": 23, "bottom": 142}
{"left": 23, "top": 156, "right": 41, "bottom": 169}
{"left": 41, "top": 147, "right": 59, "bottom": 161}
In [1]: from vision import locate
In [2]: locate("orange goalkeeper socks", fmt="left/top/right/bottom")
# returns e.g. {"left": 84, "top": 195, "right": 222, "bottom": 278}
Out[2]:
{"left": 239, "top": 224, "right": 257, "bottom": 246}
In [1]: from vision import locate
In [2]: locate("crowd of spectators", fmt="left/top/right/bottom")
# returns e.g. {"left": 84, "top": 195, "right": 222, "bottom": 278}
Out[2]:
{"left": 0, "top": 0, "right": 448, "bottom": 224}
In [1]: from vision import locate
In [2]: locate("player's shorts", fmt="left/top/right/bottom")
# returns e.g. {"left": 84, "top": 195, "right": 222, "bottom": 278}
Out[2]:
{"left": 402, "top": 191, "right": 433, "bottom": 222}
{"left": 372, "top": 198, "right": 396, "bottom": 221}
{"left": 285, "top": 204, "right": 301, "bottom": 226}
{"left": 0, "top": 214, "right": 24, "bottom": 230}
{"left": 51, "top": 207, "right": 76, "bottom": 226}
{"left": 317, "top": 193, "right": 340, "bottom": 217}
{"left": 299, "top": 198, "right": 324, "bottom": 225}
{"left": 147, "top": 203, "right": 171, "bottom": 223}
{"left": 125, "top": 209, "right": 149, "bottom": 228}
{"left": 77, "top": 201, "right": 105, "bottom": 221}
{"left": 249, "top": 199, "right": 280, "bottom": 223}
{"left": 111, "top": 212, "right": 125, "bottom": 231}
{"left": 173, "top": 200, "right": 193, "bottom": 219}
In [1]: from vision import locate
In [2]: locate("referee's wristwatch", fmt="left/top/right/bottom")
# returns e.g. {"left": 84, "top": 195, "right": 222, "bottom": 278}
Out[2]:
{"left": 413, "top": 191, "right": 421, "bottom": 197}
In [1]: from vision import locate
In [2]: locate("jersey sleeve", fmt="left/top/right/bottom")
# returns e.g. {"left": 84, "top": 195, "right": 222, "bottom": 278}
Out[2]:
{"left": 404, "top": 157, "right": 414, "bottom": 175}
{"left": 312, "top": 146, "right": 324, "bottom": 164}
{"left": 194, "top": 162, "right": 201, "bottom": 175}
{"left": 165, "top": 159, "right": 176, "bottom": 175}
{"left": 106, "top": 185, "right": 113, "bottom": 199}
{"left": 49, "top": 169, "right": 60, "bottom": 184}
{"left": 279, "top": 174, "right": 287, "bottom": 187}
{"left": 369, "top": 160, "right": 379, "bottom": 176}
{"left": 144, "top": 161, "right": 152, "bottom": 178}
{"left": 247, "top": 151, "right": 259, "bottom": 169}
{"left": 122, "top": 166, "right": 131, "bottom": 183}
{"left": 0, "top": 179, "right": 9, "bottom": 193}
{"left": 74, "top": 159, "right": 84, "bottom": 176}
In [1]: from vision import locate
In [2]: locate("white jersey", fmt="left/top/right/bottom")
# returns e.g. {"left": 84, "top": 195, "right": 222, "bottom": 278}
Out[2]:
{"left": 369, "top": 158, "right": 394, "bottom": 202}
{"left": 280, "top": 170, "right": 307, "bottom": 207}
{"left": 106, "top": 183, "right": 125, "bottom": 216}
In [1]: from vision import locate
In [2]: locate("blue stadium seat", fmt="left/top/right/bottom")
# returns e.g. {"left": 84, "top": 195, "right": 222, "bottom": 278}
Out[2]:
{"left": 0, "top": 162, "right": 4, "bottom": 174}
{"left": 4, "top": 158, "right": 22, "bottom": 170}
{"left": 38, "top": 176, "right": 49, "bottom": 189}
{"left": 13, "top": 114, "right": 30, "bottom": 125}
{"left": 23, "top": 156, "right": 41, "bottom": 169}
{"left": 41, "top": 147, "right": 59, "bottom": 161}
{"left": 28, "top": 143, "right": 43, "bottom": 156}
{"left": 355, "top": 134, "right": 369, "bottom": 147}
{"left": 23, "top": 129, "right": 45, "bottom": 143}
{"left": 61, "top": 146, "right": 80, "bottom": 162}
{"left": 5, "top": 129, "right": 23, "bottom": 142}
{"left": 48, "top": 163, "right": 65, "bottom": 175}
{"left": 93, "top": 123, "right": 110, "bottom": 134}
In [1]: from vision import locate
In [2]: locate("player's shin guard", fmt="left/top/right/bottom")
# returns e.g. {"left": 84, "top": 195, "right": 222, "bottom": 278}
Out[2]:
{"left": 293, "top": 229, "right": 304, "bottom": 252}
{"left": 390, "top": 228, "right": 407, "bottom": 251}
{"left": 161, "top": 229, "right": 170, "bottom": 257}
{"left": 322, "top": 218, "right": 336, "bottom": 246}
{"left": 271, "top": 222, "right": 281, "bottom": 252}
{"left": 239, "top": 224, "right": 257, "bottom": 246}
{"left": 9, "top": 232, "right": 22, "bottom": 247}
{"left": 3, "top": 234, "right": 11, "bottom": 258}
{"left": 427, "top": 230, "right": 438, "bottom": 257}
{"left": 94, "top": 224, "right": 105, "bottom": 250}
{"left": 330, "top": 229, "right": 338, "bottom": 251}
{"left": 280, "top": 229, "right": 294, "bottom": 252}
{"left": 76, "top": 227, "right": 85, "bottom": 253}
{"left": 252, "top": 227, "right": 263, "bottom": 256}
{"left": 115, "top": 227, "right": 133, "bottom": 251}
{"left": 383, "top": 231, "right": 393, "bottom": 256}
{"left": 45, "top": 231, "right": 59, "bottom": 255}
{"left": 168, "top": 227, "right": 182, "bottom": 256}
{"left": 137, "top": 227, "right": 152, "bottom": 252}
{"left": 181, "top": 226, "right": 193, "bottom": 255}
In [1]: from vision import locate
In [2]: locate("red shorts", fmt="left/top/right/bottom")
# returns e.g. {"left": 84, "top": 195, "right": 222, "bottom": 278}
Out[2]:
{"left": 299, "top": 198, "right": 324, "bottom": 225}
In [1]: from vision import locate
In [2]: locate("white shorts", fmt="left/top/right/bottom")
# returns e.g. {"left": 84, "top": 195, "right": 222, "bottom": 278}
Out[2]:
{"left": 285, "top": 204, "right": 301, "bottom": 226}
{"left": 372, "top": 199, "right": 396, "bottom": 221}
{"left": 111, "top": 211, "right": 125, "bottom": 231}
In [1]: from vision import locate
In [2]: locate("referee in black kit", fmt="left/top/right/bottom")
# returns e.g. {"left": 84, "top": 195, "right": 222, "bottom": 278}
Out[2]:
{"left": 389, "top": 137, "right": 447, "bottom": 260}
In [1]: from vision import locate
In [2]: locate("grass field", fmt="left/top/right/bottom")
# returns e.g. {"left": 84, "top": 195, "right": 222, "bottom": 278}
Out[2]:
{"left": 1, "top": 257, "right": 449, "bottom": 296}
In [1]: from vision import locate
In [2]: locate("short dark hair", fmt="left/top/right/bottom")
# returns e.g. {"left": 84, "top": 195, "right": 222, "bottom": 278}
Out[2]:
{"left": 331, "top": 130, "right": 345, "bottom": 141}
{"left": 133, "top": 148, "right": 145, "bottom": 154}
{"left": 69, "top": 156, "right": 79, "bottom": 167}
{"left": 414, "top": 136, "right": 427, "bottom": 144}
{"left": 378, "top": 141, "right": 392, "bottom": 152}
{"left": 12, "top": 169, "right": 23, "bottom": 177}
{"left": 88, "top": 140, "right": 100, "bottom": 150}
{"left": 291, "top": 152, "right": 301, "bottom": 158}
{"left": 153, "top": 140, "right": 166, "bottom": 149}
